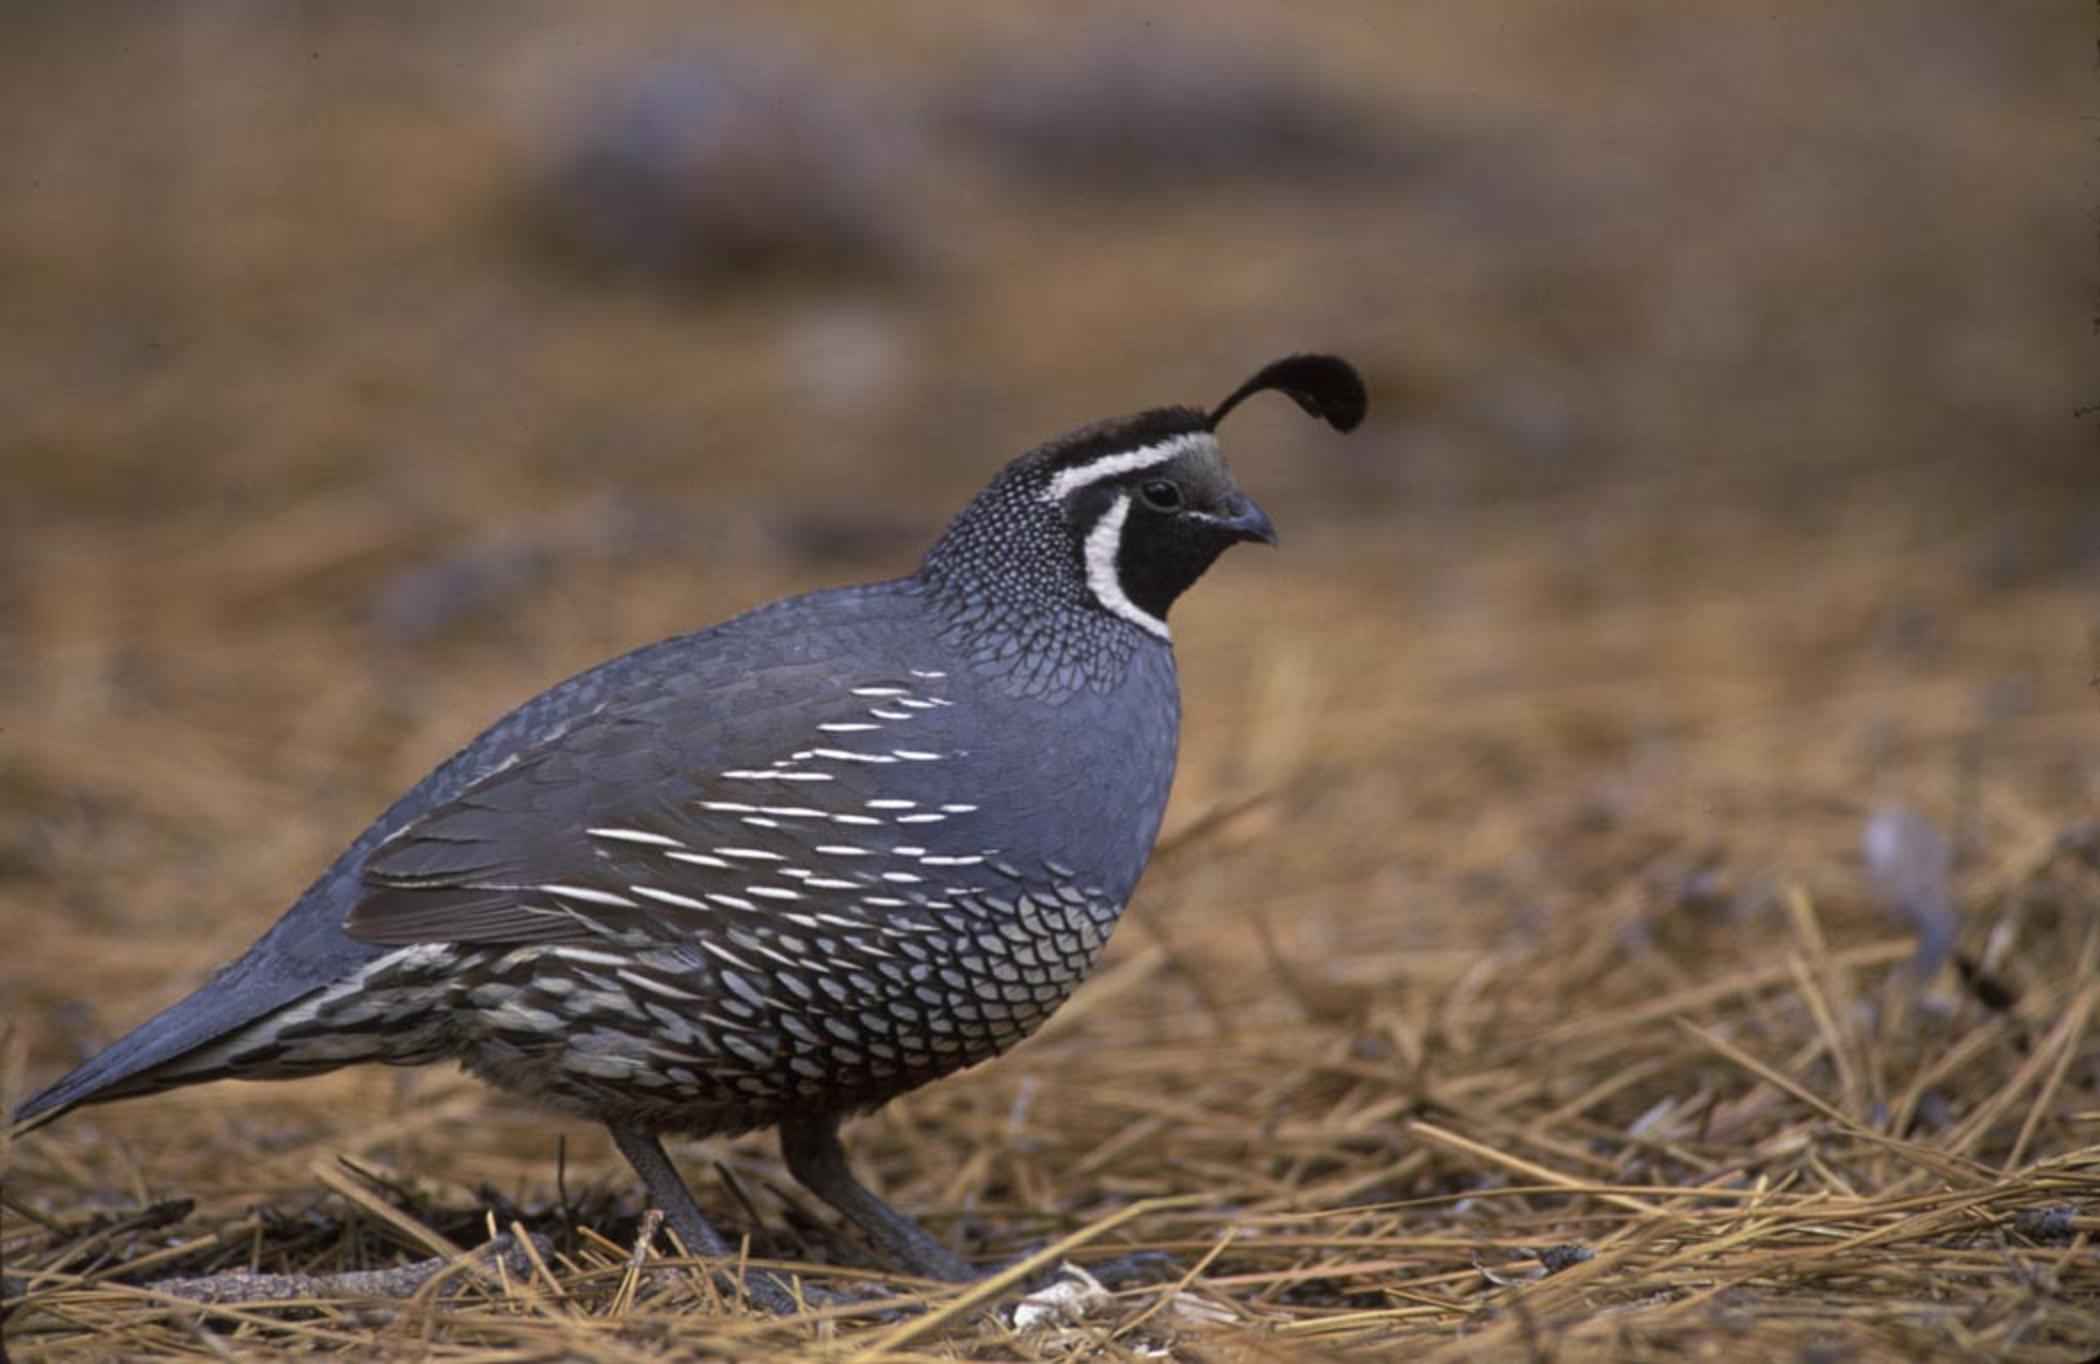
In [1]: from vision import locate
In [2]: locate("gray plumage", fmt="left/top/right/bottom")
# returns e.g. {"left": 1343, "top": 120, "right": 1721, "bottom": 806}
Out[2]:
{"left": 16, "top": 353, "right": 1365, "bottom": 1303}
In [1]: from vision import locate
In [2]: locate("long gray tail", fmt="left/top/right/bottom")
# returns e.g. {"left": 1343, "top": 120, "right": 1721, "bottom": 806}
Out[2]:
{"left": 14, "top": 630, "right": 650, "bottom": 1133}
{"left": 12, "top": 868, "right": 391, "bottom": 1131}
{"left": 13, "top": 967, "right": 326, "bottom": 1131}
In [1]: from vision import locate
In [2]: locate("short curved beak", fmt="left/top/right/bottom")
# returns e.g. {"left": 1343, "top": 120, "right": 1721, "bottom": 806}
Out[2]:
{"left": 1215, "top": 494, "right": 1279, "bottom": 547}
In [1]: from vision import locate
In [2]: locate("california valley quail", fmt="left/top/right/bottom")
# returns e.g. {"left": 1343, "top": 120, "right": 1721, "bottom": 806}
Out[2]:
{"left": 15, "top": 354, "right": 1366, "bottom": 1305}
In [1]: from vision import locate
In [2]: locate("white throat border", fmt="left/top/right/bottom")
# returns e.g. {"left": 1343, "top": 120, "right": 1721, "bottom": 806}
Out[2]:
{"left": 1082, "top": 493, "right": 1170, "bottom": 640}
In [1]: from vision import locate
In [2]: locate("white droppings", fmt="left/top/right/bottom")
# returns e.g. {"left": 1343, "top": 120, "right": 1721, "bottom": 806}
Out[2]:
{"left": 539, "top": 884, "right": 641, "bottom": 909}
{"left": 665, "top": 851, "right": 733, "bottom": 870}
{"left": 1012, "top": 1264, "right": 1114, "bottom": 1330}
{"left": 586, "top": 827, "right": 685, "bottom": 848}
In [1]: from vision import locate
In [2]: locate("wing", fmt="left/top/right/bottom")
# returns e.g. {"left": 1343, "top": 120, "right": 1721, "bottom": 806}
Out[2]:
{"left": 344, "top": 650, "right": 1000, "bottom": 948}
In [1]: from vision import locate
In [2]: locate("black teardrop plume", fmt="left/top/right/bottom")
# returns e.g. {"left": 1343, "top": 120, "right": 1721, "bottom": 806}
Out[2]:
{"left": 1208, "top": 354, "right": 1367, "bottom": 433}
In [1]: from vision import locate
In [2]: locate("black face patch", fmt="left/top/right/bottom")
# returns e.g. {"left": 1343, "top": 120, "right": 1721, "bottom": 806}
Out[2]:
{"left": 1113, "top": 499, "right": 1243, "bottom": 624}
{"left": 1074, "top": 451, "right": 1257, "bottom": 626}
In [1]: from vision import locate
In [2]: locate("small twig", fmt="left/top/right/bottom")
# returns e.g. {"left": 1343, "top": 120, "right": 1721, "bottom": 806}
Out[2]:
{"left": 146, "top": 1232, "right": 549, "bottom": 1304}
{"left": 311, "top": 1157, "right": 467, "bottom": 1265}
{"left": 507, "top": 1216, "right": 570, "bottom": 1309}
{"left": 1113, "top": 1225, "right": 1237, "bottom": 1338}
{"left": 610, "top": 1207, "right": 663, "bottom": 1316}
{"left": 1147, "top": 790, "right": 1278, "bottom": 869}
{"left": 1406, "top": 1120, "right": 1662, "bottom": 1216}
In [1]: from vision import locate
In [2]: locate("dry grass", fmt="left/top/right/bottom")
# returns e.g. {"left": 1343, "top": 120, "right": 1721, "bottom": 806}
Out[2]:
{"left": 4, "top": 3, "right": 2096, "bottom": 1360}
{"left": 9, "top": 512, "right": 2095, "bottom": 1361}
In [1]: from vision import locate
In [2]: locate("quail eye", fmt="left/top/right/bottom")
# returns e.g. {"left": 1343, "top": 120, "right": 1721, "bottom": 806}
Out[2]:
{"left": 1138, "top": 480, "right": 1183, "bottom": 512}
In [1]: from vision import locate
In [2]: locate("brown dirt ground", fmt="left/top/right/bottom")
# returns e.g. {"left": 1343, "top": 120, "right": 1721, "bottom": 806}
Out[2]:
{"left": 4, "top": 4, "right": 2097, "bottom": 1360}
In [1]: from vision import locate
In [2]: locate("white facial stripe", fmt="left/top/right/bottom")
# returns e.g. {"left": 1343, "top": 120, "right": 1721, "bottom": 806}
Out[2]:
{"left": 1040, "top": 432, "right": 1217, "bottom": 503}
{"left": 1083, "top": 493, "right": 1171, "bottom": 639}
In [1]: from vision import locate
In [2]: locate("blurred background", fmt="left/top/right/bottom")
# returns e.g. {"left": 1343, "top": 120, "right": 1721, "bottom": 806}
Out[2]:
{"left": 4, "top": 0, "right": 2096, "bottom": 1290}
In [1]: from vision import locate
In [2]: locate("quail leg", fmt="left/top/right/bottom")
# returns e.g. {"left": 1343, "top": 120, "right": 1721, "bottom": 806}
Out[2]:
{"left": 609, "top": 1124, "right": 801, "bottom": 1313}
{"left": 779, "top": 1114, "right": 977, "bottom": 1283}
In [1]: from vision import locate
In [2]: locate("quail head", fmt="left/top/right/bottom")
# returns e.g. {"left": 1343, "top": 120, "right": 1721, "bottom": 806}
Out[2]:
{"left": 16, "top": 353, "right": 1367, "bottom": 1306}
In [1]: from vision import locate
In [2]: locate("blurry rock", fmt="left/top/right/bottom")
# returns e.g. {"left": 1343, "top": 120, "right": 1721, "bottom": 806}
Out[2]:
{"left": 2056, "top": 819, "right": 2100, "bottom": 872}
{"left": 1861, "top": 806, "right": 1956, "bottom": 980}
{"left": 526, "top": 49, "right": 927, "bottom": 285}
{"left": 762, "top": 510, "right": 925, "bottom": 569}
{"left": 1675, "top": 863, "right": 1733, "bottom": 916}
{"left": 942, "top": 26, "right": 1405, "bottom": 188}
{"left": 779, "top": 303, "right": 918, "bottom": 414}
{"left": 1535, "top": 1244, "right": 1593, "bottom": 1275}
{"left": 1953, "top": 953, "right": 2019, "bottom": 1012}
{"left": 370, "top": 497, "right": 690, "bottom": 644}
{"left": 1871, "top": 602, "right": 1943, "bottom": 663}
{"left": 2012, "top": 1204, "right": 2077, "bottom": 1242}
{"left": 371, "top": 541, "right": 555, "bottom": 644}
